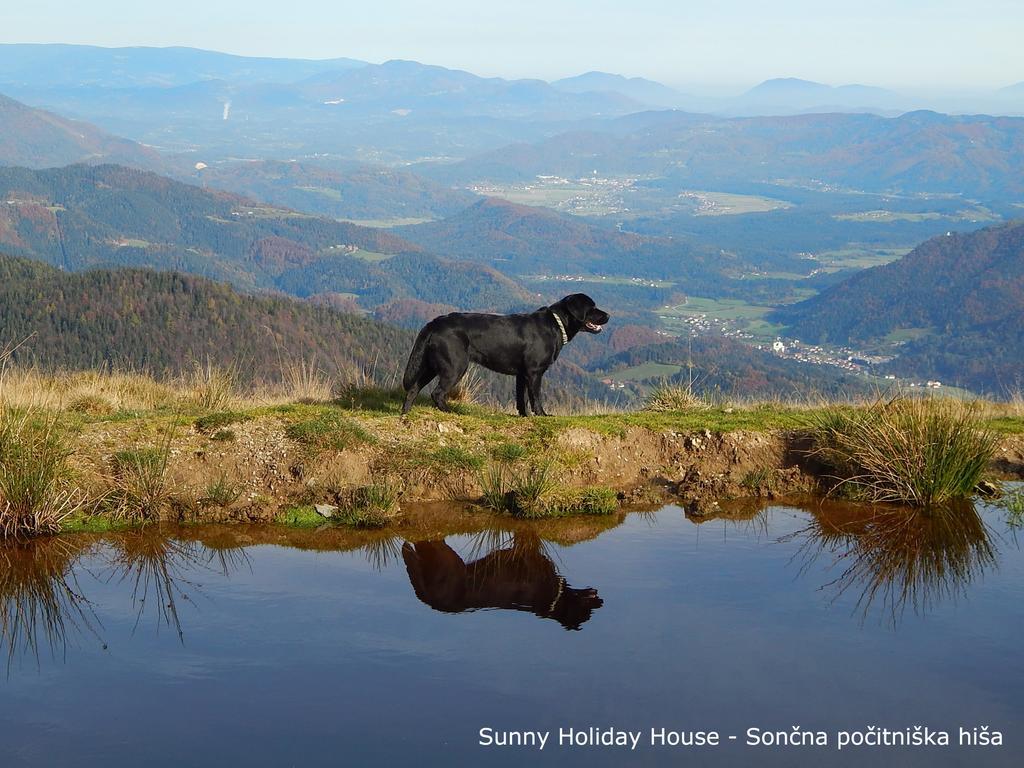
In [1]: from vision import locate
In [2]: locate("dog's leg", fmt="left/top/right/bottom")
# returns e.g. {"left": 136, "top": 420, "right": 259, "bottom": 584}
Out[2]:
{"left": 402, "top": 368, "right": 436, "bottom": 415}
{"left": 526, "top": 371, "right": 550, "bottom": 416}
{"left": 515, "top": 373, "right": 529, "bottom": 416}
{"left": 432, "top": 361, "right": 467, "bottom": 412}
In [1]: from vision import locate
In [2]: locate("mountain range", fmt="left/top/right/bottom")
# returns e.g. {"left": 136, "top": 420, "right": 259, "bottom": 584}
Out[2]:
{"left": 0, "top": 44, "right": 365, "bottom": 89}
{"left": 432, "top": 109, "right": 1024, "bottom": 200}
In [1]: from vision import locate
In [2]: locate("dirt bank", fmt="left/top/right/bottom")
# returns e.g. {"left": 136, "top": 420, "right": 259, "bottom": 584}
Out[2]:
{"left": 64, "top": 407, "right": 1024, "bottom": 525}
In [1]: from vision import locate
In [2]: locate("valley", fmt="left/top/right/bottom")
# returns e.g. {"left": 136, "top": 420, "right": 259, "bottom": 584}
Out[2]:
{"left": 0, "top": 45, "right": 1022, "bottom": 402}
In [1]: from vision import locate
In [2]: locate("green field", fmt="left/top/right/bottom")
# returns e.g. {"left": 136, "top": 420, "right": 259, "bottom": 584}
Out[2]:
{"left": 296, "top": 185, "right": 343, "bottom": 201}
{"left": 348, "top": 248, "right": 392, "bottom": 262}
{"left": 834, "top": 205, "right": 1000, "bottom": 224}
{"left": 663, "top": 297, "right": 773, "bottom": 321}
{"left": 659, "top": 297, "right": 785, "bottom": 340}
{"left": 815, "top": 246, "right": 911, "bottom": 269}
{"left": 470, "top": 179, "right": 631, "bottom": 217}
{"left": 678, "top": 190, "right": 792, "bottom": 216}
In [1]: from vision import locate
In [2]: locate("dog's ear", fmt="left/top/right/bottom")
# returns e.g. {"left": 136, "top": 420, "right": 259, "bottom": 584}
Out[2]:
{"left": 562, "top": 294, "right": 592, "bottom": 323}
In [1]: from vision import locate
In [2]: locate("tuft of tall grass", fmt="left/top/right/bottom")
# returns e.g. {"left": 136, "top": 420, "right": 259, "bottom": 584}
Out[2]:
{"left": 181, "top": 359, "right": 238, "bottom": 411}
{"left": 280, "top": 357, "right": 333, "bottom": 404}
{"left": 104, "top": 431, "right": 176, "bottom": 522}
{"left": 448, "top": 365, "right": 486, "bottom": 406}
{"left": 339, "top": 482, "right": 401, "bottom": 528}
{"left": 810, "top": 396, "right": 998, "bottom": 507}
{"left": 0, "top": 408, "right": 86, "bottom": 538}
{"left": 644, "top": 383, "right": 710, "bottom": 412}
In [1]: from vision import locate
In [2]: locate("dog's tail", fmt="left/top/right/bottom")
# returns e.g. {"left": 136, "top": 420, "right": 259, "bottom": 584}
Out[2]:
{"left": 402, "top": 325, "right": 431, "bottom": 390}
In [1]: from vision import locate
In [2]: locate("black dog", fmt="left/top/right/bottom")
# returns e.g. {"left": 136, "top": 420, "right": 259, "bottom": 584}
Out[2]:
{"left": 401, "top": 293, "right": 609, "bottom": 416}
{"left": 401, "top": 535, "right": 604, "bottom": 630}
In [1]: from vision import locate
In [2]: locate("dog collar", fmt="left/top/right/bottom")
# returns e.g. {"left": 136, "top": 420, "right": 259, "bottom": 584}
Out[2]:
{"left": 549, "top": 309, "right": 569, "bottom": 345}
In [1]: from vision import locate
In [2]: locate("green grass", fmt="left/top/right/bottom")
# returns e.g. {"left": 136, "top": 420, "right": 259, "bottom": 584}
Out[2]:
{"left": 285, "top": 410, "right": 375, "bottom": 453}
{"left": 199, "top": 475, "right": 242, "bottom": 508}
{"left": 279, "top": 482, "right": 400, "bottom": 529}
{"left": 276, "top": 506, "right": 327, "bottom": 528}
{"left": 194, "top": 411, "right": 252, "bottom": 434}
{"left": 490, "top": 442, "right": 531, "bottom": 464}
{"left": 1004, "top": 492, "right": 1024, "bottom": 528}
{"left": 427, "top": 445, "right": 485, "bottom": 472}
{"left": 60, "top": 512, "right": 139, "bottom": 533}
{"left": 478, "top": 462, "right": 618, "bottom": 518}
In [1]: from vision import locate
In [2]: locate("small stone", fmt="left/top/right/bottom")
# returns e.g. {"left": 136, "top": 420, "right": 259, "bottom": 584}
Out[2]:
{"left": 314, "top": 504, "right": 339, "bottom": 518}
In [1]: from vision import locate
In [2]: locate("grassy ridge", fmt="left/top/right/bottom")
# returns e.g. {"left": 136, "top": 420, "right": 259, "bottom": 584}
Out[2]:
{"left": 1, "top": 367, "right": 1022, "bottom": 539}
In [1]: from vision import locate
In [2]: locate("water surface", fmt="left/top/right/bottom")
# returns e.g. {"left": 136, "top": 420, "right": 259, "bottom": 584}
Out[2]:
{"left": 1, "top": 500, "right": 1022, "bottom": 766}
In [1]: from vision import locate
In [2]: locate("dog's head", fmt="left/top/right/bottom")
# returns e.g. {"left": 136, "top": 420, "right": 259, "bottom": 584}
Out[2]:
{"left": 555, "top": 293, "right": 610, "bottom": 334}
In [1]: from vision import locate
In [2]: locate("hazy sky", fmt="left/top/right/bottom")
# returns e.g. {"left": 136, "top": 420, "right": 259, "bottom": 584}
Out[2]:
{"left": 3, "top": 0, "right": 1022, "bottom": 89}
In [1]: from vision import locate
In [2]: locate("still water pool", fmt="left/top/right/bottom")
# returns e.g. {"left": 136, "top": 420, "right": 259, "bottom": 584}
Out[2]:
{"left": 1, "top": 500, "right": 1022, "bottom": 766}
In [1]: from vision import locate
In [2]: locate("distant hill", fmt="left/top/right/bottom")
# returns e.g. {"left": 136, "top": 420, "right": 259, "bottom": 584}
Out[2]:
{"left": 771, "top": 220, "right": 1024, "bottom": 393}
{"left": 398, "top": 197, "right": 732, "bottom": 290}
{"left": 431, "top": 110, "right": 1024, "bottom": 199}
{"left": 0, "top": 44, "right": 365, "bottom": 89}
{"left": 552, "top": 72, "right": 688, "bottom": 108}
{"left": 0, "top": 253, "right": 410, "bottom": 378}
{"left": 734, "top": 78, "right": 906, "bottom": 114}
{"left": 0, "top": 164, "right": 529, "bottom": 311}
{"left": 296, "top": 59, "right": 644, "bottom": 120}
{"left": 187, "top": 159, "right": 477, "bottom": 222}
{"left": 0, "top": 92, "right": 163, "bottom": 169}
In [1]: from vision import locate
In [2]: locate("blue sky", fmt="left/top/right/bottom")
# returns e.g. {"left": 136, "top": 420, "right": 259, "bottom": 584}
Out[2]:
{"left": 3, "top": 0, "right": 1022, "bottom": 89}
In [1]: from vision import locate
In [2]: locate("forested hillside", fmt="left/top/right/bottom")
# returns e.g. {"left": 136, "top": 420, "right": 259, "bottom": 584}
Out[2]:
{"left": 187, "top": 159, "right": 477, "bottom": 222}
{"left": 772, "top": 220, "right": 1024, "bottom": 393}
{"left": 0, "top": 164, "right": 529, "bottom": 311}
{"left": 399, "top": 197, "right": 732, "bottom": 291}
{"left": 0, "top": 254, "right": 412, "bottom": 378}
{"left": 0, "top": 92, "right": 162, "bottom": 169}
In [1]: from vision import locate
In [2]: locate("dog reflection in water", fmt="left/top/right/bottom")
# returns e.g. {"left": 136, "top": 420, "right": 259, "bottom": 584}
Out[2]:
{"left": 401, "top": 531, "right": 603, "bottom": 630}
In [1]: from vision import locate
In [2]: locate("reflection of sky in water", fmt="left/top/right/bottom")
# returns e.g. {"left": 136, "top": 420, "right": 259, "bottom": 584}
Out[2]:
{"left": 1, "top": 502, "right": 1022, "bottom": 767}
